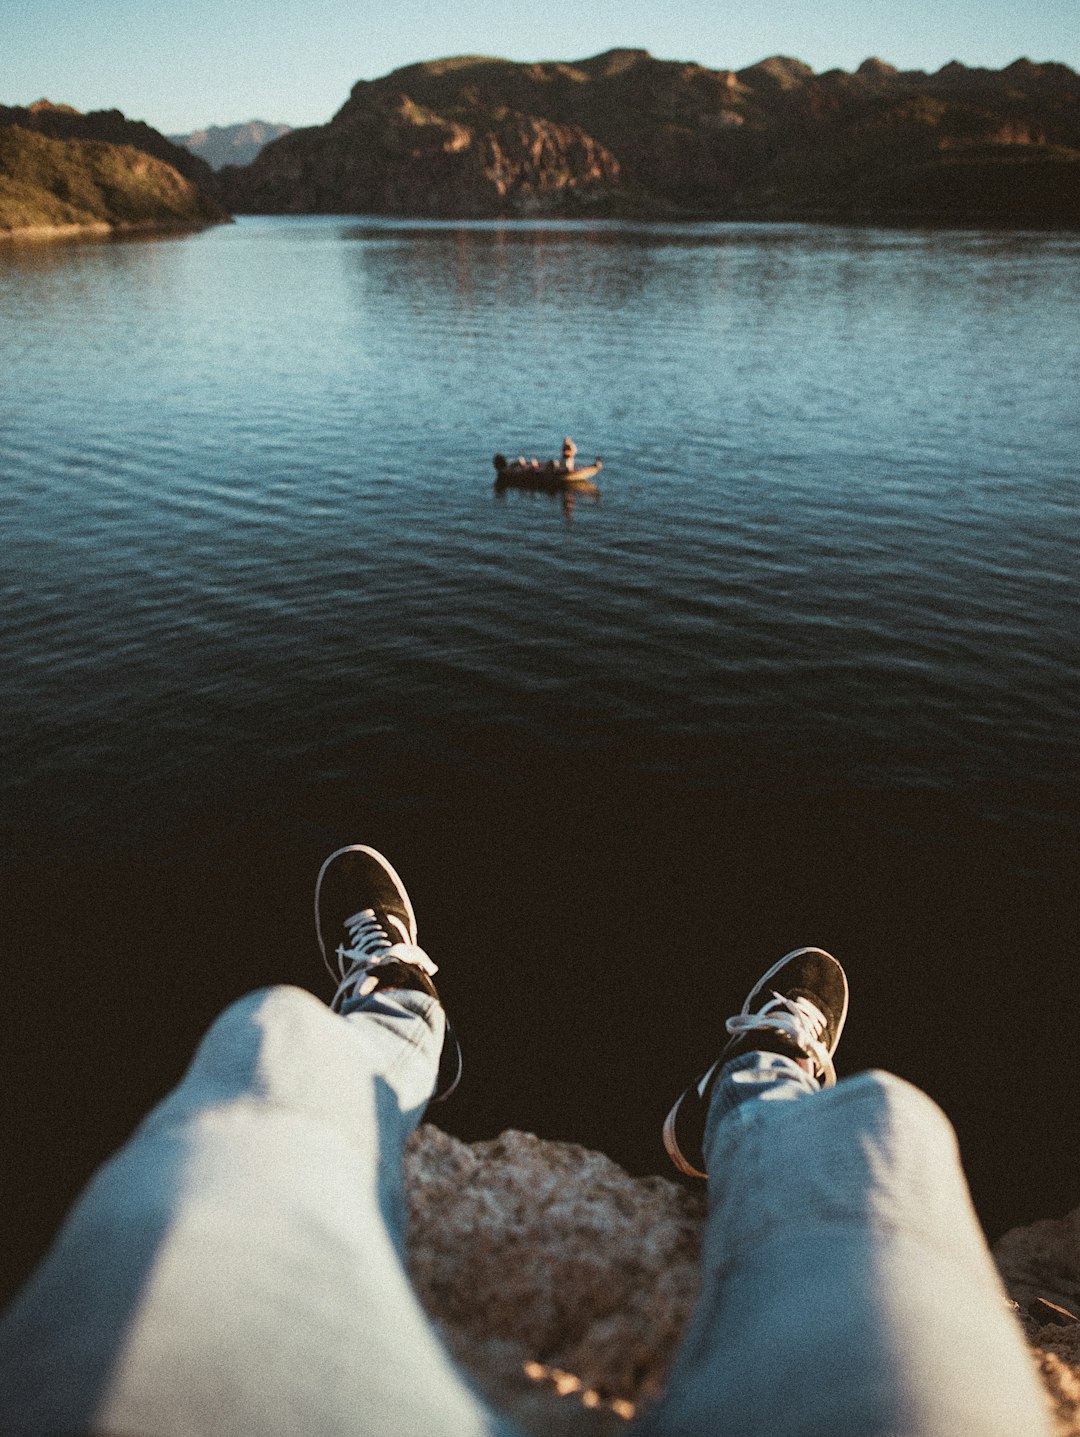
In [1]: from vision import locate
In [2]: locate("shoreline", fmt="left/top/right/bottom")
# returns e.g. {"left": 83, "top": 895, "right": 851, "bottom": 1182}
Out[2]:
{"left": 0, "top": 217, "right": 231, "bottom": 244}
{"left": 5, "top": 211, "right": 1077, "bottom": 240}
{"left": 0, "top": 221, "right": 113, "bottom": 243}
{"left": 227, "top": 205, "right": 1080, "bottom": 233}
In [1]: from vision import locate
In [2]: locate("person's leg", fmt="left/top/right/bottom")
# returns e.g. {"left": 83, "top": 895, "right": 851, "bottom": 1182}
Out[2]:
{"left": 641, "top": 948, "right": 1050, "bottom": 1437}
{"left": 0, "top": 847, "right": 519, "bottom": 1437}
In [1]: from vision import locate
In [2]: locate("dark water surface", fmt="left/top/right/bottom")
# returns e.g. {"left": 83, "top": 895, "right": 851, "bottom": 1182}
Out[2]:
{"left": 2, "top": 217, "right": 1078, "bottom": 1297}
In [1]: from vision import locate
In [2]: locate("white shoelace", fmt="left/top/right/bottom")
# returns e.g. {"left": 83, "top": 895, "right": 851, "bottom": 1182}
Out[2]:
{"left": 332, "top": 908, "right": 438, "bottom": 1010}
{"left": 725, "top": 990, "right": 837, "bottom": 1086}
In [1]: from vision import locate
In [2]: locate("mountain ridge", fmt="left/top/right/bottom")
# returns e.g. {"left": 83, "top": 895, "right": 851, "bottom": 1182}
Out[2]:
{"left": 221, "top": 49, "right": 1080, "bottom": 224}
{"left": 168, "top": 120, "right": 293, "bottom": 170}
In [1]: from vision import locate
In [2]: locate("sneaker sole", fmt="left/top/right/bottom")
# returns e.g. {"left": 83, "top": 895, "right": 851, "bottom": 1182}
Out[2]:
{"left": 662, "top": 1089, "right": 708, "bottom": 1179}
{"left": 314, "top": 844, "right": 418, "bottom": 979}
{"left": 662, "top": 1057, "right": 724, "bottom": 1179}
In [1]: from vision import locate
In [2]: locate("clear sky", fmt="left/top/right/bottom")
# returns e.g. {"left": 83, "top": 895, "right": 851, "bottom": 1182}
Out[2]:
{"left": 5, "top": 0, "right": 1078, "bottom": 134}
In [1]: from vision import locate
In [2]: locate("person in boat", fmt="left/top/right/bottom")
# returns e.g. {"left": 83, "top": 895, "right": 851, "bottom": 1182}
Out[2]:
{"left": 559, "top": 436, "right": 577, "bottom": 473}
{"left": 493, "top": 455, "right": 540, "bottom": 480}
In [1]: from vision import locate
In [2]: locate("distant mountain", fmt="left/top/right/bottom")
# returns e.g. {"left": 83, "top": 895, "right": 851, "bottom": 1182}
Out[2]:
{"left": 0, "top": 99, "right": 220, "bottom": 195}
{"left": 0, "top": 124, "right": 230, "bottom": 234}
{"left": 169, "top": 121, "right": 293, "bottom": 170}
{"left": 219, "top": 50, "right": 1080, "bottom": 225}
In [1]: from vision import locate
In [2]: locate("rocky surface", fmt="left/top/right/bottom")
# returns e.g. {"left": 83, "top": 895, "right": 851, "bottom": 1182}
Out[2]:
{"left": 405, "top": 1124, "right": 1080, "bottom": 1436}
{"left": 405, "top": 1127, "right": 703, "bottom": 1435}
{"left": 0, "top": 124, "right": 230, "bottom": 235}
{"left": 221, "top": 49, "right": 1080, "bottom": 223}
{"left": 996, "top": 1208, "right": 1080, "bottom": 1435}
{"left": 168, "top": 120, "right": 293, "bottom": 170}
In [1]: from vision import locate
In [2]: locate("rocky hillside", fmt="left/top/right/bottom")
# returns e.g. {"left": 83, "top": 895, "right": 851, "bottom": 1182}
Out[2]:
{"left": 223, "top": 96, "right": 620, "bottom": 218}
{"left": 221, "top": 50, "right": 1080, "bottom": 224}
{"left": 0, "top": 125, "right": 230, "bottom": 235}
{"left": 0, "top": 99, "right": 219, "bottom": 195}
{"left": 169, "top": 120, "right": 293, "bottom": 170}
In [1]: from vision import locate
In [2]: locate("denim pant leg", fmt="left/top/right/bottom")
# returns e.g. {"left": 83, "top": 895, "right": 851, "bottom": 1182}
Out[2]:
{"left": 638, "top": 1053, "right": 1050, "bottom": 1437}
{"left": 0, "top": 984, "right": 522, "bottom": 1437}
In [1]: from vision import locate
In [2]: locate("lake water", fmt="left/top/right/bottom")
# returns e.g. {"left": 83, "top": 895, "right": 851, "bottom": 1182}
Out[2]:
{"left": 2, "top": 216, "right": 1078, "bottom": 1292}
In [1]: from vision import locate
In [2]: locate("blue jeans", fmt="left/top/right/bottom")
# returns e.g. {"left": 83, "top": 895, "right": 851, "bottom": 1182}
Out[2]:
{"left": 638, "top": 1051, "right": 1050, "bottom": 1437}
{"left": 0, "top": 993, "right": 1050, "bottom": 1436}
{"left": 0, "top": 986, "right": 520, "bottom": 1437}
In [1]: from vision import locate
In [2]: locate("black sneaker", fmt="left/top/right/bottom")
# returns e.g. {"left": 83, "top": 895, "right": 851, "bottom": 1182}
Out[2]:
{"left": 314, "top": 844, "right": 462, "bottom": 1101}
{"left": 663, "top": 947, "right": 849, "bottom": 1178}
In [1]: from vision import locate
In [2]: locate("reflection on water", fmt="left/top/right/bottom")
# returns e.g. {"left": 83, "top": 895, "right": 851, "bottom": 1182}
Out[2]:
{"left": 494, "top": 481, "right": 601, "bottom": 523}
{"left": 1, "top": 217, "right": 1079, "bottom": 1289}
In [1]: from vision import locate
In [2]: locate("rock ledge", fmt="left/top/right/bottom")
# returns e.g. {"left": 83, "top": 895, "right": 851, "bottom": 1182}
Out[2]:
{"left": 405, "top": 1125, "right": 1080, "bottom": 1436}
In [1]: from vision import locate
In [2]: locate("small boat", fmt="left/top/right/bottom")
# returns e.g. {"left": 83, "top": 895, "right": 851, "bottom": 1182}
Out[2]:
{"left": 492, "top": 454, "right": 603, "bottom": 493}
